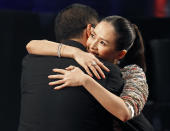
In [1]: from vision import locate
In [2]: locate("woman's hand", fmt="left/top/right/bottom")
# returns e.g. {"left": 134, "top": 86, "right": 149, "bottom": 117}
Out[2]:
{"left": 73, "top": 49, "right": 110, "bottom": 79}
{"left": 26, "top": 40, "right": 109, "bottom": 79}
{"left": 48, "top": 66, "right": 89, "bottom": 90}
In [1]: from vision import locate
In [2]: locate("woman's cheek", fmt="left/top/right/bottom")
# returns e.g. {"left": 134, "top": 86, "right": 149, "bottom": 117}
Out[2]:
{"left": 99, "top": 48, "right": 113, "bottom": 60}
{"left": 86, "top": 38, "right": 92, "bottom": 47}
{"left": 98, "top": 48, "right": 108, "bottom": 58}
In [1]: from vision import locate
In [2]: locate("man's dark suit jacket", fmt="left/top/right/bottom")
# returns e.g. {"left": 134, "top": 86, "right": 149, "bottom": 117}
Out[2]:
{"left": 18, "top": 40, "right": 124, "bottom": 131}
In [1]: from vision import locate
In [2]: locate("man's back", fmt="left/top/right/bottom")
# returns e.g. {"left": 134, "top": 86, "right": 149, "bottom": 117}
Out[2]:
{"left": 18, "top": 40, "right": 124, "bottom": 131}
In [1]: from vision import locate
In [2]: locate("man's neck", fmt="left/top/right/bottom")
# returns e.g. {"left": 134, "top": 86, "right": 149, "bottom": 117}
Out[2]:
{"left": 70, "top": 38, "right": 86, "bottom": 47}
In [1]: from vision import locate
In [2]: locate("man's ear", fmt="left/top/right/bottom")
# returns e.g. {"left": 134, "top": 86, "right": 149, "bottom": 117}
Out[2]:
{"left": 86, "top": 24, "right": 92, "bottom": 37}
{"left": 117, "top": 50, "right": 127, "bottom": 60}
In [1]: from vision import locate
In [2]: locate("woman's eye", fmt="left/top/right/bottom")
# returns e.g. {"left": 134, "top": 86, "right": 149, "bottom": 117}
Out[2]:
{"left": 100, "top": 41, "right": 106, "bottom": 45}
{"left": 90, "top": 33, "right": 95, "bottom": 38}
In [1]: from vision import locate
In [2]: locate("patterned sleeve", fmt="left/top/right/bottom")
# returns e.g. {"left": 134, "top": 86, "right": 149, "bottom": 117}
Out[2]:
{"left": 120, "top": 64, "right": 149, "bottom": 118}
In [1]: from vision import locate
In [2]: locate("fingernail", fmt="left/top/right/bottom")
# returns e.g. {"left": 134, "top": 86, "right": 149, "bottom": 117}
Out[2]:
{"left": 107, "top": 69, "right": 110, "bottom": 72}
{"left": 48, "top": 75, "right": 53, "bottom": 78}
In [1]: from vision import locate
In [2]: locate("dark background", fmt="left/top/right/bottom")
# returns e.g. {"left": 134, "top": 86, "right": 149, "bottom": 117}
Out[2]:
{"left": 0, "top": 0, "right": 170, "bottom": 131}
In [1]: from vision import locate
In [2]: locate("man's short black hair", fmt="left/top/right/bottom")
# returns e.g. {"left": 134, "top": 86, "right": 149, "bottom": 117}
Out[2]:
{"left": 54, "top": 3, "right": 98, "bottom": 42}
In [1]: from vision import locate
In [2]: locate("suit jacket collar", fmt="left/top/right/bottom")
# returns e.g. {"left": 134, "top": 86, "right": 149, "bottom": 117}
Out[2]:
{"left": 62, "top": 40, "right": 86, "bottom": 52}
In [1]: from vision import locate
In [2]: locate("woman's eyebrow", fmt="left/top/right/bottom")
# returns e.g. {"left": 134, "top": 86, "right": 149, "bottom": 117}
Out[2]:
{"left": 92, "top": 30, "right": 109, "bottom": 43}
{"left": 99, "top": 35, "right": 109, "bottom": 43}
{"left": 91, "top": 24, "right": 96, "bottom": 28}
{"left": 91, "top": 30, "right": 96, "bottom": 35}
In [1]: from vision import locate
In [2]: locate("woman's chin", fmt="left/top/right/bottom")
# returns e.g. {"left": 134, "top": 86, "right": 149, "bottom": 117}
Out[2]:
{"left": 91, "top": 52, "right": 99, "bottom": 58}
{"left": 88, "top": 49, "right": 98, "bottom": 55}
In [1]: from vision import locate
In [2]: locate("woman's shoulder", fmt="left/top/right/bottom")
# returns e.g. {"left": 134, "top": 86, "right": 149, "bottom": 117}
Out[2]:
{"left": 120, "top": 64, "right": 146, "bottom": 80}
{"left": 121, "top": 64, "right": 143, "bottom": 72}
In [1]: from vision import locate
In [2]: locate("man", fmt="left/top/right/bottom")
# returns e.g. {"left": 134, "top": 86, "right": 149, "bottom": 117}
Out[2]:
{"left": 18, "top": 4, "right": 124, "bottom": 131}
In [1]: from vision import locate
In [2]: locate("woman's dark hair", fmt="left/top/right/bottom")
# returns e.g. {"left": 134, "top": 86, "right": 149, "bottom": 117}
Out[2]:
{"left": 102, "top": 16, "right": 146, "bottom": 72}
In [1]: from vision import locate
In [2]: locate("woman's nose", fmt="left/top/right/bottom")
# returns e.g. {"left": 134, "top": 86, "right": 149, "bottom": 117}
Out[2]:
{"left": 91, "top": 41, "right": 98, "bottom": 50}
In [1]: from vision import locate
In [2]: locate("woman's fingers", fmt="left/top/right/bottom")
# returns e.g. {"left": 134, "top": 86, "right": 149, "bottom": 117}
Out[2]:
{"left": 94, "top": 65, "right": 105, "bottom": 79}
{"left": 89, "top": 65, "right": 101, "bottom": 79}
{"left": 83, "top": 65, "right": 93, "bottom": 77}
{"left": 52, "top": 68, "right": 66, "bottom": 74}
{"left": 65, "top": 65, "right": 75, "bottom": 71}
{"left": 49, "top": 79, "right": 65, "bottom": 86}
{"left": 54, "top": 83, "right": 68, "bottom": 90}
{"left": 96, "top": 60, "right": 110, "bottom": 72}
{"left": 48, "top": 74, "right": 64, "bottom": 79}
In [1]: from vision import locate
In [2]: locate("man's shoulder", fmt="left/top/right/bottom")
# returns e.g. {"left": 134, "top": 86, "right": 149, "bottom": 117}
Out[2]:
{"left": 22, "top": 54, "right": 56, "bottom": 66}
{"left": 23, "top": 54, "right": 68, "bottom": 63}
{"left": 99, "top": 58, "right": 121, "bottom": 74}
{"left": 23, "top": 54, "right": 56, "bottom": 60}
{"left": 22, "top": 54, "right": 81, "bottom": 71}
{"left": 98, "top": 59, "right": 124, "bottom": 95}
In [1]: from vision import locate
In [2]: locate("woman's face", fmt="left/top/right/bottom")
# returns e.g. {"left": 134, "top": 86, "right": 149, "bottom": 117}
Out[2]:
{"left": 86, "top": 21, "right": 118, "bottom": 62}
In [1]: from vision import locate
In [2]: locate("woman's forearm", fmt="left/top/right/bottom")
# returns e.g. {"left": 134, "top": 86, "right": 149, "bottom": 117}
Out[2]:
{"left": 26, "top": 40, "right": 79, "bottom": 58}
{"left": 82, "top": 75, "right": 131, "bottom": 122}
{"left": 120, "top": 64, "right": 149, "bottom": 117}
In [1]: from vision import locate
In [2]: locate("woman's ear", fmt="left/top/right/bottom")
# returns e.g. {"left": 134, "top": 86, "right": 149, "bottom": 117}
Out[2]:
{"left": 118, "top": 50, "right": 127, "bottom": 60}
{"left": 86, "top": 24, "right": 92, "bottom": 37}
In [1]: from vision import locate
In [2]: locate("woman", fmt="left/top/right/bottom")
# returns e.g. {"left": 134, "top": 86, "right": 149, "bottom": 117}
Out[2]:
{"left": 26, "top": 16, "right": 151, "bottom": 130}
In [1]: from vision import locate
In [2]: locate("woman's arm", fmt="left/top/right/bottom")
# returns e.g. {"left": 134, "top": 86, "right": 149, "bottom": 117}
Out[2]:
{"left": 26, "top": 40, "right": 109, "bottom": 79}
{"left": 48, "top": 65, "right": 149, "bottom": 121}
{"left": 48, "top": 66, "right": 131, "bottom": 122}
{"left": 82, "top": 73, "right": 131, "bottom": 122}
{"left": 120, "top": 64, "right": 149, "bottom": 117}
{"left": 26, "top": 40, "right": 76, "bottom": 58}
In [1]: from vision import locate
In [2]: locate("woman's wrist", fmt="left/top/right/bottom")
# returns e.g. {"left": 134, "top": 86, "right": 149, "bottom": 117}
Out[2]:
{"left": 60, "top": 45, "right": 79, "bottom": 59}
{"left": 71, "top": 47, "right": 78, "bottom": 59}
{"left": 72, "top": 48, "right": 83, "bottom": 59}
{"left": 60, "top": 44, "right": 65, "bottom": 57}
{"left": 82, "top": 74, "right": 92, "bottom": 87}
